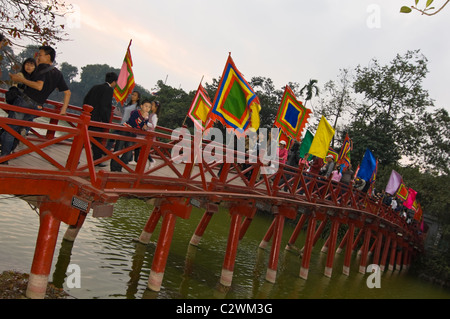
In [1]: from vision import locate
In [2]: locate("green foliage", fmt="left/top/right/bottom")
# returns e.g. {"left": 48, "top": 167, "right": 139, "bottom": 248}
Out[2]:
{"left": 151, "top": 80, "right": 193, "bottom": 130}
{"left": 249, "top": 76, "right": 283, "bottom": 129}
{"left": 351, "top": 50, "right": 434, "bottom": 164}
{"left": 400, "top": 0, "right": 448, "bottom": 16}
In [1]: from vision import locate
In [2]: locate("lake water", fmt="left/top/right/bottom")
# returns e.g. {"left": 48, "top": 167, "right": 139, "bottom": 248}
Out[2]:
{"left": 0, "top": 195, "right": 449, "bottom": 300}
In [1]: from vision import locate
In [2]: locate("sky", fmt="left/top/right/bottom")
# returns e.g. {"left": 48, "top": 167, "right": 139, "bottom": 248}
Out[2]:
{"left": 47, "top": 0, "right": 449, "bottom": 112}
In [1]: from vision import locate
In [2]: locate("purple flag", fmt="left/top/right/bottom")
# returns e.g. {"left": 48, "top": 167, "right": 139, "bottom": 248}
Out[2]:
{"left": 385, "top": 170, "right": 402, "bottom": 195}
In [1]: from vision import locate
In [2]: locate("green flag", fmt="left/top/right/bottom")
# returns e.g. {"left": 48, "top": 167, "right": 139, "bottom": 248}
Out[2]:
{"left": 299, "top": 130, "right": 314, "bottom": 158}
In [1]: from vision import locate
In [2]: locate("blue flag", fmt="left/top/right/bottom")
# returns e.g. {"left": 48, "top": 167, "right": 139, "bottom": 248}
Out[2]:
{"left": 357, "top": 149, "right": 376, "bottom": 181}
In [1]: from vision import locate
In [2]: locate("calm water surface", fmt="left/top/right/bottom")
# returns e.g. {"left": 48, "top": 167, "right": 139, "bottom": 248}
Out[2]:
{"left": 0, "top": 195, "right": 449, "bottom": 299}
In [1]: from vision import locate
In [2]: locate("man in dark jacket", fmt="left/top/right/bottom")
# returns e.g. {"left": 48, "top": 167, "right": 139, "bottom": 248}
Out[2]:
{"left": 83, "top": 72, "right": 118, "bottom": 165}
{"left": 2, "top": 45, "right": 71, "bottom": 161}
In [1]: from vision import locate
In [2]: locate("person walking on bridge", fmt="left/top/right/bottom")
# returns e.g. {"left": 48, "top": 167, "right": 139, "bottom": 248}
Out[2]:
{"left": 83, "top": 72, "right": 118, "bottom": 166}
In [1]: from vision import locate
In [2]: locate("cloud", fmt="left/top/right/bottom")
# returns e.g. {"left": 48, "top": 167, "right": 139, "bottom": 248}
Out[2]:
{"left": 55, "top": 1, "right": 449, "bottom": 112}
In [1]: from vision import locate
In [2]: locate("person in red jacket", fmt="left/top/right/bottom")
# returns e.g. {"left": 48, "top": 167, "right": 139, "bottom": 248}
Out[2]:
{"left": 278, "top": 140, "right": 288, "bottom": 164}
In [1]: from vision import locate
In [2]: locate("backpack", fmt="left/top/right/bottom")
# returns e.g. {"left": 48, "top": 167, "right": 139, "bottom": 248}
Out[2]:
{"left": 5, "top": 86, "right": 22, "bottom": 104}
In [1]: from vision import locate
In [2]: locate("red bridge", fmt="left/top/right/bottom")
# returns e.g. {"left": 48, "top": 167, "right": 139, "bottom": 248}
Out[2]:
{"left": 0, "top": 89, "right": 424, "bottom": 298}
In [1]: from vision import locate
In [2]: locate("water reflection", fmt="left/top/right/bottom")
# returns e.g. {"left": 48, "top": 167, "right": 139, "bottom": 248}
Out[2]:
{"left": 0, "top": 195, "right": 449, "bottom": 299}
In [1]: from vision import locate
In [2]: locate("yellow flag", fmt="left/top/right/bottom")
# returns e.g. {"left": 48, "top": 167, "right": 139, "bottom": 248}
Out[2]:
{"left": 308, "top": 116, "right": 335, "bottom": 159}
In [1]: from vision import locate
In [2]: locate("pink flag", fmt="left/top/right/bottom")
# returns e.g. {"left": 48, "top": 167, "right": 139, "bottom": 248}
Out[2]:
{"left": 404, "top": 188, "right": 417, "bottom": 209}
{"left": 385, "top": 170, "right": 402, "bottom": 195}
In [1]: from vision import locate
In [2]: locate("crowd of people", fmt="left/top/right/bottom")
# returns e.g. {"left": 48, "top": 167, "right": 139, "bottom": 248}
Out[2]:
{"left": 267, "top": 138, "right": 418, "bottom": 226}
{"left": 0, "top": 35, "right": 161, "bottom": 168}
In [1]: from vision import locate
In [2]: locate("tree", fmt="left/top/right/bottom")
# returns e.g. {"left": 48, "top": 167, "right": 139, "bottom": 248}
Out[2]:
{"left": 401, "top": 0, "right": 449, "bottom": 15}
{"left": 316, "top": 69, "right": 355, "bottom": 148}
{"left": 60, "top": 62, "right": 78, "bottom": 84}
{"left": 152, "top": 80, "right": 192, "bottom": 130}
{"left": 299, "top": 79, "right": 320, "bottom": 111}
{"left": 345, "top": 115, "right": 401, "bottom": 167}
{"left": 0, "top": 0, "right": 72, "bottom": 46}
{"left": 418, "top": 108, "right": 450, "bottom": 175}
{"left": 352, "top": 49, "right": 434, "bottom": 159}
{"left": 249, "top": 76, "right": 283, "bottom": 129}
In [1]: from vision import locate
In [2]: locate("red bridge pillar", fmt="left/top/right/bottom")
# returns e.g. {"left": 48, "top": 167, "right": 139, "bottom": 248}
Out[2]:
{"left": 324, "top": 217, "right": 340, "bottom": 278}
{"left": 26, "top": 203, "right": 61, "bottom": 299}
{"left": 220, "top": 202, "right": 256, "bottom": 287}
{"left": 285, "top": 213, "right": 307, "bottom": 252}
{"left": 265, "top": 205, "right": 296, "bottom": 283}
{"left": 299, "top": 214, "right": 317, "bottom": 280}
{"left": 380, "top": 234, "right": 392, "bottom": 272}
{"left": 137, "top": 205, "right": 162, "bottom": 244}
{"left": 190, "top": 203, "right": 219, "bottom": 246}
{"left": 147, "top": 198, "right": 191, "bottom": 292}
{"left": 372, "top": 230, "right": 384, "bottom": 266}
{"left": 343, "top": 222, "right": 356, "bottom": 276}
{"left": 388, "top": 237, "right": 398, "bottom": 271}
{"left": 395, "top": 237, "right": 404, "bottom": 271}
{"left": 359, "top": 227, "right": 372, "bottom": 274}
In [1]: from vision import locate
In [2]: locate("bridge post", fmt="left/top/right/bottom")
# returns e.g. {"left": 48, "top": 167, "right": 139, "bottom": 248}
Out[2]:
{"left": 26, "top": 204, "right": 61, "bottom": 299}
{"left": 403, "top": 246, "right": 410, "bottom": 270}
{"left": 220, "top": 212, "right": 242, "bottom": 287}
{"left": 352, "top": 228, "right": 364, "bottom": 252}
{"left": 220, "top": 202, "right": 256, "bottom": 287}
{"left": 336, "top": 228, "right": 350, "bottom": 254}
{"left": 265, "top": 205, "right": 296, "bottom": 283}
{"left": 388, "top": 237, "right": 398, "bottom": 271}
{"left": 147, "top": 211, "right": 177, "bottom": 292}
{"left": 259, "top": 219, "right": 275, "bottom": 249}
{"left": 190, "top": 211, "right": 214, "bottom": 246}
{"left": 395, "top": 237, "right": 404, "bottom": 271}
{"left": 285, "top": 213, "right": 307, "bottom": 252}
{"left": 372, "top": 231, "right": 384, "bottom": 266}
{"left": 380, "top": 234, "right": 392, "bottom": 272}
{"left": 137, "top": 205, "right": 161, "bottom": 244}
{"left": 63, "top": 211, "right": 87, "bottom": 242}
{"left": 343, "top": 222, "right": 356, "bottom": 276}
{"left": 324, "top": 218, "right": 340, "bottom": 278}
{"left": 299, "top": 215, "right": 317, "bottom": 280}
{"left": 189, "top": 203, "right": 219, "bottom": 246}
{"left": 265, "top": 211, "right": 285, "bottom": 283}
{"left": 358, "top": 227, "right": 372, "bottom": 274}
{"left": 147, "top": 198, "right": 191, "bottom": 292}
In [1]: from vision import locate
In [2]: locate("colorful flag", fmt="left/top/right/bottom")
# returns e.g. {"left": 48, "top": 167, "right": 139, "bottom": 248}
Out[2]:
{"left": 414, "top": 203, "right": 423, "bottom": 221}
{"left": 299, "top": 130, "right": 314, "bottom": 158}
{"left": 308, "top": 116, "right": 335, "bottom": 159}
{"left": 337, "top": 133, "right": 353, "bottom": 166}
{"left": 396, "top": 182, "right": 409, "bottom": 201}
{"left": 404, "top": 188, "right": 417, "bottom": 209}
{"left": 188, "top": 83, "right": 212, "bottom": 130}
{"left": 207, "top": 54, "right": 261, "bottom": 135}
{"left": 369, "top": 158, "right": 378, "bottom": 184}
{"left": 113, "top": 40, "right": 135, "bottom": 105}
{"left": 327, "top": 147, "right": 338, "bottom": 161}
{"left": 357, "top": 149, "right": 377, "bottom": 181}
{"left": 277, "top": 130, "right": 292, "bottom": 149}
{"left": 385, "top": 170, "right": 402, "bottom": 195}
{"left": 274, "top": 85, "right": 311, "bottom": 141}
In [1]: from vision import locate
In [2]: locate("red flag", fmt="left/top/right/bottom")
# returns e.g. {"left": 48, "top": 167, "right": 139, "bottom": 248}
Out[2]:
{"left": 113, "top": 40, "right": 135, "bottom": 105}
{"left": 188, "top": 83, "right": 212, "bottom": 130}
